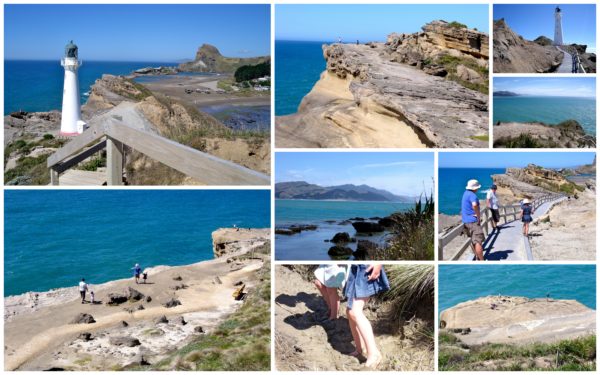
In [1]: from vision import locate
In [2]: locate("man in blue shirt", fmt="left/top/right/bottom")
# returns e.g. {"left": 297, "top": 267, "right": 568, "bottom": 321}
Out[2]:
{"left": 461, "top": 179, "right": 484, "bottom": 260}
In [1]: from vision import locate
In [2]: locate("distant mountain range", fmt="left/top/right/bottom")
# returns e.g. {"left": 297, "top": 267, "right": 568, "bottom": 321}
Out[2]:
{"left": 493, "top": 90, "right": 519, "bottom": 97}
{"left": 275, "top": 181, "right": 415, "bottom": 202}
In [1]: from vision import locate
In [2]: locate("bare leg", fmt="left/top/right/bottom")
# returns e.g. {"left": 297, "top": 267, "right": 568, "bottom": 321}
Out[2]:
{"left": 350, "top": 298, "right": 382, "bottom": 367}
{"left": 472, "top": 243, "right": 484, "bottom": 261}
{"left": 346, "top": 305, "right": 365, "bottom": 356}
{"left": 314, "top": 280, "right": 331, "bottom": 315}
{"left": 325, "top": 287, "right": 339, "bottom": 319}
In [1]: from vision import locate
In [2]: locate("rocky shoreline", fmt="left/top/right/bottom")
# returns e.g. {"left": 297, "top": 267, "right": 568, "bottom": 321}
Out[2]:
{"left": 440, "top": 295, "right": 595, "bottom": 345}
{"left": 494, "top": 120, "right": 595, "bottom": 148}
{"left": 276, "top": 20, "right": 489, "bottom": 148}
{"left": 4, "top": 228, "right": 269, "bottom": 370}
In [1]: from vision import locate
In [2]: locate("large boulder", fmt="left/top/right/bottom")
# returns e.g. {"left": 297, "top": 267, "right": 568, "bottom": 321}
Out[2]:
{"left": 352, "top": 221, "right": 385, "bottom": 233}
{"left": 128, "top": 287, "right": 145, "bottom": 302}
{"left": 107, "top": 293, "right": 128, "bottom": 305}
{"left": 70, "top": 313, "right": 96, "bottom": 324}
{"left": 456, "top": 64, "right": 483, "bottom": 84}
{"left": 353, "top": 240, "right": 379, "bottom": 260}
{"left": 331, "top": 232, "right": 351, "bottom": 244}
{"left": 327, "top": 246, "right": 353, "bottom": 258}
{"left": 109, "top": 336, "right": 141, "bottom": 347}
{"left": 163, "top": 298, "right": 182, "bottom": 308}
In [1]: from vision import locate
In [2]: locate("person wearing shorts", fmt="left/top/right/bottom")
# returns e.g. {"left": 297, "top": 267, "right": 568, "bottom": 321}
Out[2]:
{"left": 487, "top": 184, "right": 500, "bottom": 232}
{"left": 461, "top": 179, "right": 485, "bottom": 261}
{"left": 79, "top": 278, "right": 88, "bottom": 304}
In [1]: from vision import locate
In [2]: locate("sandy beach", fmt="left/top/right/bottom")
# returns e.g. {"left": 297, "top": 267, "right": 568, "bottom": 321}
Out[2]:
{"left": 135, "top": 74, "right": 270, "bottom": 108}
{"left": 4, "top": 228, "right": 270, "bottom": 370}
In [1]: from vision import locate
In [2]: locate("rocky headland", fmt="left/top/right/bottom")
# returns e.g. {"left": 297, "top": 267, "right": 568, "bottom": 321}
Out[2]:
{"left": 4, "top": 228, "right": 270, "bottom": 371}
{"left": 440, "top": 296, "right": 595, "bottom": 345}
{"left": 493, "top": 19, "right": 563, "bottom": 73}
{"left": 276, "top": 20, "right": 489, "bottom": 148}
{"left": 4, "top": 72, "right": 270, "bottom": 185}
{"left": 178, "top": 44, "right": 269, "bottom": 73}
{"left": 493, "top": 120, "right": 596, "bottom": 148}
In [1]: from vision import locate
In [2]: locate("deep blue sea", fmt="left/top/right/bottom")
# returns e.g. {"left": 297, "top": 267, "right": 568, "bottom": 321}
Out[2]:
{"left": 439, "top": 168, "right": 505, "bottom": 215}
{"left": 439, "top": 265, "right": 596, "bottom": 313}
{"left": 4, "top": 60, "right": 178, "bottom": 114}
{"left": 275, "top": 199, "right": 412, "bottom": 260}
{"left": 275, "top": 40, "right": 327, "bottom": 115}
{"left": 4, "top": 190, "right": 270, "bottom": 297}
{"left": 493, "top": 96, "right": 596, "bottom": 135}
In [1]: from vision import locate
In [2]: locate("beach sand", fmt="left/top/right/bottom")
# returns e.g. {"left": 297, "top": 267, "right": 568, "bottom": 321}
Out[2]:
{"left": 137, "top": 74, "right": 270, "bottom": 108}
{"left": 4, "top": 228, "right": 270, "bottom": 370}
{"left": 529, "top": 189, "right": 596, "bottom": 260}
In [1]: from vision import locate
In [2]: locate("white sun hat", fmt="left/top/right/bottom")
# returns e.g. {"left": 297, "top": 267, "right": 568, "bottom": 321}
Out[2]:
{"left": 523, "top": 198, "right": 531, "bottom": 204}
{"left": 466, "top": 179, "right": 482, "bottom": 190}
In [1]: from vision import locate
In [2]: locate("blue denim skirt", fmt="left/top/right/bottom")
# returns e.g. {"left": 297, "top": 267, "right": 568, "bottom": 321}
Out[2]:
{"left": 344, "top": 264, "right": 390, "bottom": 309}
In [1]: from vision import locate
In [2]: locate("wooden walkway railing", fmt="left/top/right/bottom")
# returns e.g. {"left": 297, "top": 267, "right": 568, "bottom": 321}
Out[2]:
{"left": 47, "top": 119, "right": 270, "bottom": 186}
{"left": 438, "top": 193, "right": 561, "bottom": 260}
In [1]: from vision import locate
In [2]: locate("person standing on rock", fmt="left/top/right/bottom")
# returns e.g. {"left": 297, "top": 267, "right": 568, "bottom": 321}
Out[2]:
{"left": 79, "top": 278, "right": 88, "bottom": 304}
{"left": 487, "top": 184, "right": 501, "bottom": 232}
{"left": 132, "top": 263, "right": 142, "bottom": 284}
{"left": 345, "top": 264, "right": 389, "bottom": 369}
{"left": 314, "top": 265, "right": 347, "bottom": 321}
{"left": 521, "top": 198, "right": 534, "bottom": 236}
{"left": 461, "top": 179, "right": 485, "bottom": 261}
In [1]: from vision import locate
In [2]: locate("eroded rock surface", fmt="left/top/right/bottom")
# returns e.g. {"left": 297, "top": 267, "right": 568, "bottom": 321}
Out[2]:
{"left": 494, "top": 120, "right": 595, "bottom": 148}
{"left": 440, "top": 296, "right": 595, "bottom": 345}
{"left": 276, "top": 21, "right": 488, "bottom": 148}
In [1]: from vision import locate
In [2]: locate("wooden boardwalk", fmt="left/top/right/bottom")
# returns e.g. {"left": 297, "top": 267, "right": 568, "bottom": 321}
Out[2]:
{"left": 53, "top": 170, "right": 106, "bottom": 186}
{"left": 458, "top": 196, "right": 566, "bottom": 261}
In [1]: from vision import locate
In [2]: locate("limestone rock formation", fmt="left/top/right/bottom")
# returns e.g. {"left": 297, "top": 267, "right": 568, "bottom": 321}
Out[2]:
{"left": 70, "top": 313, "right": 96, "bottom": 324}
{"left": 493, "top": 19, "right": 563, "bottom": 73}
{"left": 494, "top": 120, "right": 595, "bottom": 148}
{"left": 178, "top": 44, "right": 269, "bottom": 73}
{"left": 276, "top": 32, "right": 489, "bottom": 148}
{"left": 211, "top": 228, "right": 270, "bottom": 258}
{"left": 440, "top": 296, "right": 595, "bottom": 345}
{"left": 492, "top": 163, "right": 582, "bottom": 199}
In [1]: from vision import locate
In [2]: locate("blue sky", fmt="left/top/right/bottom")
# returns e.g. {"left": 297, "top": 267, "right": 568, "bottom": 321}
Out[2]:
{"left": 275, "top": 152, "right": 434, "bottom": 196}
{"left": 276, "top": 4, "right": 489, "bottom": 42}
{"left": 494, "top": 77, "right": 596, "bottom": 98}
{"left": 4, "top": 4, "right": 270, "bottom": 61}
{"left": 494, "top": 4, "right": 596, "bottom": 52}
{"left": 440, "top": 152, "right": 595, "bottom": 169}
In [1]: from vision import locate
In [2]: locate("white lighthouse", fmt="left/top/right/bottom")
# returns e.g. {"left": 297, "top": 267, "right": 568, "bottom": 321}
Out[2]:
{"left": 553, "top": 6, "right": 563, "bottom": 46}
{"left": 60, "top": 41, "right": 86, "bottom": 135}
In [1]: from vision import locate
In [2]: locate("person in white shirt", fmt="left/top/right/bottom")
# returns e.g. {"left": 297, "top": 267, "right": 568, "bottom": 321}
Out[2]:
{"left": 79, "top": 278, "right": 88, "bottom": 304}
{"left": 486, "top": 184, "right": 500, "bottom": 232}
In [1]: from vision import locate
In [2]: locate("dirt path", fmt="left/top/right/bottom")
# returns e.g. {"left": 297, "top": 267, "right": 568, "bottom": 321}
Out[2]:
{"left": 274, "top": 266, "right": 433, "bottom": 371}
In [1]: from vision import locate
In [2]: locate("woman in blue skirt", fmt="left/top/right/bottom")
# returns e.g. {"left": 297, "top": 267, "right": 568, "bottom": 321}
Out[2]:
{"left": 345, "top": 264, "right": 390, "bottom": 369}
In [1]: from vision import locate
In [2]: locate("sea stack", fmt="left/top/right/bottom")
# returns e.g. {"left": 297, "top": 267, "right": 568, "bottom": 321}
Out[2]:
{"left": 60, "top": 40, "right": 86, "bottom": 135}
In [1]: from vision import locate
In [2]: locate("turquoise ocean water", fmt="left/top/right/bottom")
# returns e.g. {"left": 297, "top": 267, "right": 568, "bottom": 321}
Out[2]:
{"left": 439, "top": 265, "right": 596, "bottom": 313}
{"left": 493, "top": 96, "right": 596, "bottom": 135}
{"left": 4, "top": 190, "right": 270, "bottom": 297}
{"left": 275, "top": 40, "right": 327, "bottom": 115}
{"left": 439, "top": 168, "right": 505, "bottom": 215}
{"left": 4, "top": 60, "right": 178, "bottom": 114}
{"left": 275, "top": 199, "right": 412, "bottom": 260}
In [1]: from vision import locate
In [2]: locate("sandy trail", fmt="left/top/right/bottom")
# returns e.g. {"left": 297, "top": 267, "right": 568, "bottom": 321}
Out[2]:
{"left": 5, "top": 250, "right": 262, "bottom": 370}
{"left": 274, "top": 266, "right": 433, "bottom": 371}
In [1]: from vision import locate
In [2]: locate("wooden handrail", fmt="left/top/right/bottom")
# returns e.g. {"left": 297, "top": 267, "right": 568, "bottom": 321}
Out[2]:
{"left": 438, "top": 193, "right": 563, "bottom": 260}
{"left": 48, "top": 119, "right": 270, "bottom": 186}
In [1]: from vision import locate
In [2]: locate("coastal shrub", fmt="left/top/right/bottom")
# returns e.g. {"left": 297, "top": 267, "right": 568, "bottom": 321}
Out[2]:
{"left": 448, "top": 21, "right": 468, "bottom": 29}
{"left": 77, "top": 152, "right": 106, "bottom": 171}
{"left": 234, "top": 62, "right": 270, "bottom": 82}
{"left": 384, "top": 192, "right": 435, "bottom": 260}
{"left": 43, "top": 133, "right": 54, "bottom": 140}
{"left": 494, "top": 134, "right": 553, "bottom": 148}
{"left": 382, "top": 265, "right": 434, "bottom": 319}
{"left": 4, "top": 154, "right": 51, "bottom": 185}
{"left": 439, "top": 334, "right": 596, "bottom": 371}
{"left": 434, "top": 54, "right": 488, "bottom": 94}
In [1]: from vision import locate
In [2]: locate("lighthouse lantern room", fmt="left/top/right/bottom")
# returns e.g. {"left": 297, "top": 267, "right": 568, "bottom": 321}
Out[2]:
{"left": 60, "top": 40, "right": 86, "bottom": 135}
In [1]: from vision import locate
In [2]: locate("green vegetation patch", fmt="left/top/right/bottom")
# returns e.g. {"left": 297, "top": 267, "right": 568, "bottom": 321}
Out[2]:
{"left": 4, "top": 136, "right": 69, "bottom": 185}
{"left": 494, "top": 133, "right": 554, "bottom": 148}
{"left": 470, "top": 135, "right": 489, "bottom": 142}
{"left": 448, "top": 21, "right": 468, "bottom": 29}
{"left": 425, "top": 54, "right": 488, "bottom": 94}
{"left": 439, "top": 333, "right": 596, "bottom": 371}
{"left": 234, "top": 62, "right": 270, "bottom": 83}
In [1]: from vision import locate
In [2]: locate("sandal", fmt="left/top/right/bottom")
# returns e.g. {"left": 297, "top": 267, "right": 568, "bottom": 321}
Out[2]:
{"left": 365, "top": 353, "right": 383, "bottom": 369}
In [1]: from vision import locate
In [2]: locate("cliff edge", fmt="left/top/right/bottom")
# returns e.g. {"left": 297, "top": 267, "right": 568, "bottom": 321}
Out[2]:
{"left": 178, "top": 44, "right": 269, "bottom": 73}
